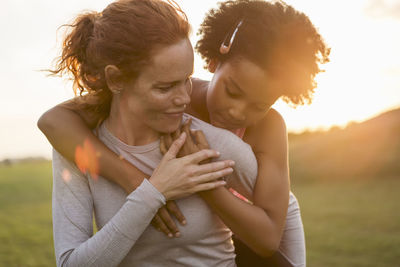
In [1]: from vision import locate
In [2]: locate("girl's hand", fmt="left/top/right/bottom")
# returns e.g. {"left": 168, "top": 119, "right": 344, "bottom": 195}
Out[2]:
{"left": 149, "top": 132, "right": 234, "bottom": 200}
{"left": 160, "top": 118, "right": 211, "bottom": 158}
{"left": 151, "top": 201, "right": 186, "bottom": 238}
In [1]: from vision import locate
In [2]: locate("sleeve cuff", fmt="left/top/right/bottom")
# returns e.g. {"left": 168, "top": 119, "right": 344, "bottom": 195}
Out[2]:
{"left": 127, "top": 179, "right": 166, "bottom": 206}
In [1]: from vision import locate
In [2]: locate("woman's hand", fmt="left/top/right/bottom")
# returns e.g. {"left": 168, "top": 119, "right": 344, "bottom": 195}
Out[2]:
{"left": 152, "top": 118, "right": 215, "bottom": 238}
{"left": 149, "top": 131, "right": 234, "bottom": 200}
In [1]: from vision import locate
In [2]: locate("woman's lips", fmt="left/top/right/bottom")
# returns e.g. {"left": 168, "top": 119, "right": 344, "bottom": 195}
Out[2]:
{"left": 164, "top": 111, "right": 184, "bottom": 118}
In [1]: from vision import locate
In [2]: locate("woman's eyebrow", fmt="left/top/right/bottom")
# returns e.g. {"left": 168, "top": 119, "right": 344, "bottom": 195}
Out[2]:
{"left": 155, "top": 71, "right": 194, "bottom": 86}
{"left": 154, "top": 80, "right": 178, "bottom": 86}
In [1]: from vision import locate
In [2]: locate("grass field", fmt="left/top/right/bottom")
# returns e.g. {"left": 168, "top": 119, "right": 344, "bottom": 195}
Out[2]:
{"left": 0, "top": 161, "right": 399, "bottom": 266}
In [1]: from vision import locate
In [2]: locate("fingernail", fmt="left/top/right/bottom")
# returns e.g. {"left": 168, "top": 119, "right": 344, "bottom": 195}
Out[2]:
{"left": 168, "top": 233, "right": 173, "bottom": 238}
{"left": 175, "top": 232, "right": 181, "bottom": 237}
{"left": 230, "top": 161, "right": 235, "bottom": 166}
{"left": 216, "top": 151, "right": 221, "bottom": 156}
{"left": 182, "top": 220, "right": 187, "bottom": 225}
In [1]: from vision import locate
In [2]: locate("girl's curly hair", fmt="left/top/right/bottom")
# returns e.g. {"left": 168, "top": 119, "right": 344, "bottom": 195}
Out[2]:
{"left": 196, "top": 0, "right": 330, "bottom": 105}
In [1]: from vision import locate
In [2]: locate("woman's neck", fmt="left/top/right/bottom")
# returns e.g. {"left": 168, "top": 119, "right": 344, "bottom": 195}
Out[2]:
{"left": 107, "top": 98, "right": 160, "bottom": 146}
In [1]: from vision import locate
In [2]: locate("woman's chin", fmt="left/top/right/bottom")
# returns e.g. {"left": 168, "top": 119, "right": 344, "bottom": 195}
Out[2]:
{"left": 157, "top": 117, "right": 183, "bottom": 134}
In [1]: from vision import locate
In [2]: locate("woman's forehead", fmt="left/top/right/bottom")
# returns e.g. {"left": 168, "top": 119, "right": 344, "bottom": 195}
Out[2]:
{"left": 141, "top": 39, "right": 194, "bottom": 82}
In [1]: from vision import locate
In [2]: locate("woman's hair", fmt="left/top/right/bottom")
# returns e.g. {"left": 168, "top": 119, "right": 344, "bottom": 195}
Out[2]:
{"left": 196, "top": 0, "right": 330, "bottom": 105}
{"left": 51, "top": 0, "right": 190, "bottom": 124}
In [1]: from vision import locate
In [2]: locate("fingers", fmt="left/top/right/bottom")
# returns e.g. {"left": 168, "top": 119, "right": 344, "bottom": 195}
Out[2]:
{"left": 193, "top": 130, "right": 210, "bottom": 150}
{"left": 160, "top": 136, "right": 167, "bottom": 155}
{"left": 164, "top": 134, "right": 173, "bottom": 151}
{"left": 151, "top": 214, "right": 173, "bottom": 238}
{"left": 166, "top": 201, "right": 186, "bottom": 226}
{"left": 163, "top": 132, "right": 186, "bottom": 160}
{"left": 183, "top": 148, "right": 221, "bottom": 164}
{"left": 158, "top": 206, "right": 180, "bottom": 237}
{"left": 181, "top": 117, "right": 192, "bottom": 134}
{"left": 171, "top": 127, "right": 181, "bottom": 140}
{"left": 191, "top": 179, "right": 228, "bottom": 193}
{"left": 195, "top": 160, "right": 235, "bottom": 176}
{"left": 194, "top": 165, "right": 234, "bottom": 183}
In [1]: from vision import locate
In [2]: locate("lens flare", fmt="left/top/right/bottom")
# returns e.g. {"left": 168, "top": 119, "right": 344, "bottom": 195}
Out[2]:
{"left": 74, "top": 139, "right": 99, "bottom": 180}
{"left": 62, "top": 169, "right": 71, "bottom": 183}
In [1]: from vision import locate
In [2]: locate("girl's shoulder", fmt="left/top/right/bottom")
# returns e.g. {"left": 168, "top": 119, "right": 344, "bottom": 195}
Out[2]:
{"left": 244, "top": 108, "right": 287, "bottom": 149}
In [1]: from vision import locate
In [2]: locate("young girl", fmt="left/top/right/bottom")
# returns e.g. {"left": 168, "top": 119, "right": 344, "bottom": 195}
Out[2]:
{"left": 40, "top": 1, "right": 329, "bottom": 266}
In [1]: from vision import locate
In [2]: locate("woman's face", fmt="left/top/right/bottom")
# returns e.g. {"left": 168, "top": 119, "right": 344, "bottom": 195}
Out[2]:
{"left": 119, "top": 38, "right": 194, "bottom": 135}
{"left": 206, "top": 58, "right": 282, "bottom": 130}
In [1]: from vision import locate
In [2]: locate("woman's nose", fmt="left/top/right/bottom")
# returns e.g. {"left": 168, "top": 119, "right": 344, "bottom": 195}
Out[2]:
{"left": 173, "top": 81, "right": 192, "bottom": 107}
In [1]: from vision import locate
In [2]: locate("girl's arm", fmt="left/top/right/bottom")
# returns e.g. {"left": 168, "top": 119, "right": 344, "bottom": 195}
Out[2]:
{"left": 202, "top": 109, "right": 289, "bottom": 257}
{"left": 38, "top": 98, "right": 144, "bottom": 192}
{"left": 164, "top": 110, "right": 289, "bottom": 257}
{"left": 38, "top": 99, "right": 188, "bottom": 236}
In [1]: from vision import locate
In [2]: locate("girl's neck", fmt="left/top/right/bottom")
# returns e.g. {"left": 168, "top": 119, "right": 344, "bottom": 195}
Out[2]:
{"left": 186, "top": 78, "right": 210, "bottom": 122}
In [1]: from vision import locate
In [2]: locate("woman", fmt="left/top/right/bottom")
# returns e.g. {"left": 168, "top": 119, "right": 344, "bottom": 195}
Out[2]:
{"left": 40, "top": 0, "right": 329, "bottom": 266}
{"left": 45, "top": 0, "right": 260, "bottom": 266}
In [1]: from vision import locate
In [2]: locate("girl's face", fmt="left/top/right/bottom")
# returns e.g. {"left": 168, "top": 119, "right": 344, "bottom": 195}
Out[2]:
{"left": 118, "top": 38, "right": 193, "bottom": 136}
{"left": 206, "top": 58, "right": 282, "bottom": 130}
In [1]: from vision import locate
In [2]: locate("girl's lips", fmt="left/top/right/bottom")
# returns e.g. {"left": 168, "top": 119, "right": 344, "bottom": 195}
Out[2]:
{"left": 212, "top": 115, "right": 245, "bottom": 129}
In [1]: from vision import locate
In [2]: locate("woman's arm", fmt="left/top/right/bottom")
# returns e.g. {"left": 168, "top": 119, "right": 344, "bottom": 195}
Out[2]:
{"left": 52, "top": 134, "right": 232, "bottom": 266}
{"left": 52, "top": 150, "right": 165, "bottom": 267}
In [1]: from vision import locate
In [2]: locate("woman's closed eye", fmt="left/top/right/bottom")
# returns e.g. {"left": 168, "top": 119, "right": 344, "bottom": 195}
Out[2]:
{"left": 156, "top": 84, "right": 175, "bottom": 92}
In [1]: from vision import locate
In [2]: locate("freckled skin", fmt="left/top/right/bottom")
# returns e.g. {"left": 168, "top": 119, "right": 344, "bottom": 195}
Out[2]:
{"left": 107, "top": 39, "right": 194, "bottom": 145}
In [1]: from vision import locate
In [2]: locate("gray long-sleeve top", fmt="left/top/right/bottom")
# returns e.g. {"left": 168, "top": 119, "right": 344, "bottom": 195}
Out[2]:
{"left": 52, "top": 114, "right": 258, "bottom": 267}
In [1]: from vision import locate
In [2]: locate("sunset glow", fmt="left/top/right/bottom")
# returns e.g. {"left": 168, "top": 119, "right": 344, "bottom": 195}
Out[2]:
{"left": 1, "top": 0, "right": 399, "bottom": 159}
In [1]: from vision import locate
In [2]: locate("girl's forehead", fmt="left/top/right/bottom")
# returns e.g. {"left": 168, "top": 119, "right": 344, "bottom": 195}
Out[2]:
{"left": 220, "top": 58, "right": 282, "bottom": 103}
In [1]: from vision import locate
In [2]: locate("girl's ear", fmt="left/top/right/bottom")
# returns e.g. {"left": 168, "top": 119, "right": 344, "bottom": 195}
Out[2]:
{"left": 207, "top": 59, "right": 219, "bottom": 73}
{"left": 104, "top": 65, "right": 124, "bottom": 94}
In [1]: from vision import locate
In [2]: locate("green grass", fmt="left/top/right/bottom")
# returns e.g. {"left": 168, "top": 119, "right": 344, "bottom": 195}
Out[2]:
{"left": 0, "top": 161, "right": 55, "bottom": 267}
{"left": 292, "top": 178, "right": 400, "bottom": 267}
{"left": 0, "top": 161, "right": 399, "bottom": 266}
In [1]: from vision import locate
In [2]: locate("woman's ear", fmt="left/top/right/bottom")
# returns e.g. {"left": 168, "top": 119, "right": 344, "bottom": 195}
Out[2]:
{"left": 104, "top": 65, "right": 124, "bottom": 94}
{"left": 207, "top": 59, "right": 219, "bottom": 73}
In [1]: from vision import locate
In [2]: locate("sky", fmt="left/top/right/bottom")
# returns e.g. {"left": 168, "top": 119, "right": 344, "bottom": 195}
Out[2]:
{"left": 1, "top": 0, "right": 399, "bottom": 160}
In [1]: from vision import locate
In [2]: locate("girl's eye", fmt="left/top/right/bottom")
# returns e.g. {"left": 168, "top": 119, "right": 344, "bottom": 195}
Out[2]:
{"left": 225, "top": 86, "right": 240, "bottom": 98}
